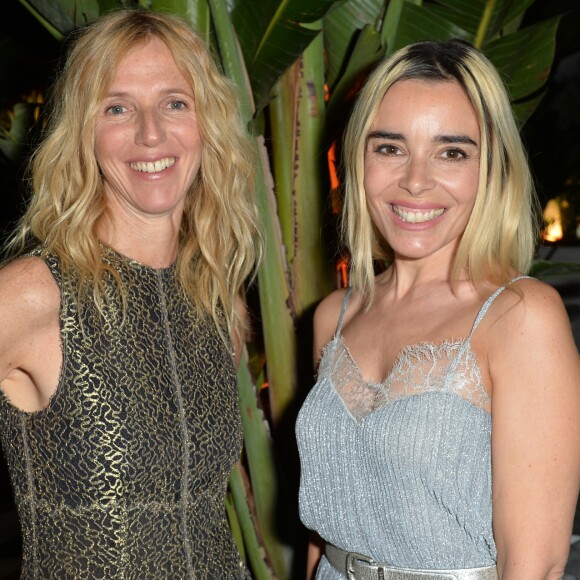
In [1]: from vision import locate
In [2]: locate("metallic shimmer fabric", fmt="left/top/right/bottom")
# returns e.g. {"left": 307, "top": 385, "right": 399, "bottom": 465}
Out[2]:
{"left": 325, "top": 543, "right": 498, "bottom": 579}
{"left": 0, "top": 248, "right": 249, "bottom": 579}
{"left": 296, "top": 283, "right": 523, "bottom": 579}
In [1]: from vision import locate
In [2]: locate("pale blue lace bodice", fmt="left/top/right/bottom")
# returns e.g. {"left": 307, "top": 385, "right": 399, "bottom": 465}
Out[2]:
{"left": 296, "top": 282, "right": 524, "bottom": 578}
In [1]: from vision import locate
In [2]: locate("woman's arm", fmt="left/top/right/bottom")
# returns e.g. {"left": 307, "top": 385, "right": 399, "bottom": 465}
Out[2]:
{"left": 306, "top": 532, "right": 325, "bottom": 580}
{"left": 303, "top": 288, "right": 351, "bottom": 579}
{"left": 0, "top": 256, "right": 61, "bottom": 411}
{"left": 489, "top": 279, "right": 580, "bottom": 579}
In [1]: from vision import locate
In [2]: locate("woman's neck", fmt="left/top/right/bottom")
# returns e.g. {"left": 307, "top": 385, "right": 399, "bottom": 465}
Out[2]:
{"left": 97, "top": 213, "right": 180, "bottom": 269}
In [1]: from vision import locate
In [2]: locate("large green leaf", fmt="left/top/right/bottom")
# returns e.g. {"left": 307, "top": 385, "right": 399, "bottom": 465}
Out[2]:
{"left": 429, "top": 0, "right": 535, "bottom": 44}
{"left": 228, "top": 462, "right": 276, "bottom": 579}
{"left": 236, "top": 359, "right": 291, "bottom": 578}
{"left": 208, "top": 0, "right": 298, "bottom": 426}
{"left": 381, "top": 0, "right": 420, "bottom": 55}
{"left": 391, "top": 2, "right": 558, "bottom": 125}
{"left": 323, "top": 0, "right": 385, "bottom": 90}
{"left": 19, "top": 0, "right": 101, "bottom": 38}
{"left": 98, "top": 0, "right": 126, "bottom": 13}
{"left": 150, "top": 0, "right": 211, "bottom": 38}
{"left": 269, "top": 23, "right": 335, "bottom": 315}
{"left": 247, "top": 23, "right": 320, "bottom": 112}
{"left": 484, "top": 16, "right": 559, "bottom": 102}
{"left": 392, "top": 3, "right": 471, "bottom": 52}
{"left": 326, "top": 23, "right": 384, "bottom": 127}
{"left": 230, "top": 0, "right": 339, "bottom": 112}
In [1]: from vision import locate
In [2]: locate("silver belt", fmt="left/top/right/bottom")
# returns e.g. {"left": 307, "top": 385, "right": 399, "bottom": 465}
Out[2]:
{"left": 325, "top": 544, "right": 499, "bottom": 580}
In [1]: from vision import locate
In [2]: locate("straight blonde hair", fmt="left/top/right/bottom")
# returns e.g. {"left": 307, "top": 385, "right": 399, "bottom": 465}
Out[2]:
{"left": 342, "top": 39, "right": 537, "bottom": 304}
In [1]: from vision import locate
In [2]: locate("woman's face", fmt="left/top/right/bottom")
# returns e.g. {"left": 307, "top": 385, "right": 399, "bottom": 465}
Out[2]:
{"left": 94, "top": 37, "right": 202, "bottom": 225}
{"left": 363, "top": 79, "right": 481, "bottom": 267}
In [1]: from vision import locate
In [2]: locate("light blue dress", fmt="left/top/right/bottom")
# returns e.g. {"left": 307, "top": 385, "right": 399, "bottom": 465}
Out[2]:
{"left": 296, "top": 283, "right": 519, "bottom": 578}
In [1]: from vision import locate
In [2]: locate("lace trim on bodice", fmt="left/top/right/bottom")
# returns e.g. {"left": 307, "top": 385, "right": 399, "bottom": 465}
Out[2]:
{"left": 319, "top": 335, "right": 490, "bottom": 421}
{"left": 318, "top": 277, "right": 531, "bottom": 422}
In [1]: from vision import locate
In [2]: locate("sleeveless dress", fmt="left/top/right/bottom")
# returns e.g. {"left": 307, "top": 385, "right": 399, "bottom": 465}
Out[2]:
{"left": 296, "top": 281, "right": 523, "bottom": 579}
{"left": 0, "top": 248, "right": 249, "bottom": 579}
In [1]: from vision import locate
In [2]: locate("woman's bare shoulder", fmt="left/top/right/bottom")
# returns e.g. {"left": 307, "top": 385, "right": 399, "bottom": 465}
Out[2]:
{"left": 0, "top": 256, "right": 60, "bottom": 321}
{"left": 313, "top": 287, "right": 365, "bottom": 362}
{"left": 0, "top": 256, "right": 60, "bottom": 387}
{"left": 487, "top": 276, "right": 570, "bottom": 332}
{"left": 484, "top": 276, "right": 579, "bottom": 388}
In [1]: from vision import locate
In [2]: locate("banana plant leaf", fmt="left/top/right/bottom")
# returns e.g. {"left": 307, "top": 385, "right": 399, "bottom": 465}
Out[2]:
{"left": 235, "top": 358, "right": 290, "bottom": 578}
{"left": 18, "top": 0, "right": 101, "bottom": 38}
{"left": 423, "top": 0, "right": 536, "bottom": 44}
{"left": 393, "top": 1, "right": 559, "bottom": 125}
{"left": 393, "top": 3, "right": 471, "bottom": 49}
{"left": 325, "top": 0, "right": 428, "bottom": 133}
{"left": 325, "top": 23, "right": 384, "bottom": 130}
{"left": 229, "top": 0, "right": 339, "bottom": 112}
{"left": 228, "top": 462, "right": 276, "bottom": 579}
{"left": 208, "top": 0, "right": 297, "bottom": 427}
{"left": 150, "top": 0, "right": 211, "bottom": 37}
{"left": 484, "top": 16, "right": 559, "bottom": 101}
{"left": 323, "top": 0, "right": 385, "bottom": 90}
{"left": 269, "top": 24, "right": 335, "bottom": 315}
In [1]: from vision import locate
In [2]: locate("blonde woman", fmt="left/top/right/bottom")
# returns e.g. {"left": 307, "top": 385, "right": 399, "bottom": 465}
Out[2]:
{"left": 297, "top": 39, "right": 580, "bottom": 580}
{"left": 0, "top": 10, "right": 259, "bottom": 578}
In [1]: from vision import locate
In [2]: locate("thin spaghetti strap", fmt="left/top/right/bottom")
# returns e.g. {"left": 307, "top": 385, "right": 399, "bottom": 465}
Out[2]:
{"left": 444, "top": 276, "right": 533, "bottom": 388}
{"left": 336, "top": 288, "right": 354, "bottom": 336}
{"left": 467, "top": 275, "right": 533, "bottom": 340}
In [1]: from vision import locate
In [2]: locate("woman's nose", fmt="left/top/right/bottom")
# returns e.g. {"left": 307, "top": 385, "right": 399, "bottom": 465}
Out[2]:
{"left": 398, "top": 155, "right": 435, "bottom": 196}
{"left": 135, "top": 109, "right": 166, "bottom": 147}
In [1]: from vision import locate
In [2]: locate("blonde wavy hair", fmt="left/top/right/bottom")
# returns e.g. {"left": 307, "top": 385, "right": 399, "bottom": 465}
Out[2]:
{"left": 342, "top": 39, "right": 538, "bottom": 304}
{"left": 6, "top": 9, "right": 261, "bottom": 337}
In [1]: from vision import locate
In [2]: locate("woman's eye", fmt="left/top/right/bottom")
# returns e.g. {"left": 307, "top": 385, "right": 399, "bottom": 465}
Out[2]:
{"left": 106, "top": 105, "right": 126, "bottom": 115}
{"left": 169, "top": 101, "right": 186, "bottom": 110}
{"left": 377, "top": 144, "right": 400, "bottom": 156}
{"left": 442, "top": 148, "right": 467, "bottom": 160}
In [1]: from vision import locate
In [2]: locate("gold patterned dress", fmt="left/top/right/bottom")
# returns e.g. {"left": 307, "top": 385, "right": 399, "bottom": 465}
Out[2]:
{"left": 0, "top": 248, "right": 249, "bottom": 579}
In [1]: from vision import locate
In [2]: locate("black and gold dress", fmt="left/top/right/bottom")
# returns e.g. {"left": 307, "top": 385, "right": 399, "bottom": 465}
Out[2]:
{"left": 0, "top": 248, "right": 249, "bottom": 579}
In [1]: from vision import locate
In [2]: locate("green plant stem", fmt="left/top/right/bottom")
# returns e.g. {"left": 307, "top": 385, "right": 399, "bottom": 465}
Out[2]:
{"left": 474, "top": 0, "right": 497, "bottom": 48}
{"left": 228, "top": 463, "right": 275, "bottom": 580}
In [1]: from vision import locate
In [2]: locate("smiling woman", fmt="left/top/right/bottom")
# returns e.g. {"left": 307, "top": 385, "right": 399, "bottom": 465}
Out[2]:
{"left": 363, "top": 79, "right": 481, "bottom": 266}
{"left": 0, "top": 9, "right": 260, "bottom": 579}
{"left": 296, "top": 39, "right": 580, "bottom": 580}
{"left": 95, "top": 37, "right": 202, "bottom": 229}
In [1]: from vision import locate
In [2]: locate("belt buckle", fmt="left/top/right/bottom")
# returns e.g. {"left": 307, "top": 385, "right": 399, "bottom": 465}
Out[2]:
{"left": 345, "top": 550, "right": 376, "bottom": 580}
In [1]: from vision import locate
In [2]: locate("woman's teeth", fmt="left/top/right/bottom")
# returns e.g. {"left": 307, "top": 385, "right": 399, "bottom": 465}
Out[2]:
{"left": 392, "top": 205, "right": 444, "bottom": 223}
{"left": 130, "top": 157, "right": 176, "bottom": 173}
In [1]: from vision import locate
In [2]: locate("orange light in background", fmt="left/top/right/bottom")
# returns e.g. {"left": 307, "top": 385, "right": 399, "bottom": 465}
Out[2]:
{"left": 337, "top": 257, "right": 349, "bottom": 288}
{"left": 327, "top": 142, "right": 340, "bottom": 191}
{"left": 542, "top": 199, "right": 564, "bottom": 242}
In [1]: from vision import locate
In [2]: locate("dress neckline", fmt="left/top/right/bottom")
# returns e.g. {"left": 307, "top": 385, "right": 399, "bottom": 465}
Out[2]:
{"left": 330, "top": 333, "right": 467, "bottom": 388}
{"left": 100, "top": 244, "right": 177, "bottom": 273}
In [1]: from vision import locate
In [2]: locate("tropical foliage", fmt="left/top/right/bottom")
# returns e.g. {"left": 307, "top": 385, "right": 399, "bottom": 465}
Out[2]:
{"left": 2, "top": 0, "right": 560, "bottom": 577}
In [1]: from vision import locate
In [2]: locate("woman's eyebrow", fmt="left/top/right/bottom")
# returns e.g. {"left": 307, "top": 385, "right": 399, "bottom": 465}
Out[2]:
{"left": 435, "top": 134, "right": 478, "bottom": 146}
{"left": 102, "top": 87, "right": 194, "bottom": 98}
{"left": 367, "top": 130, "right": 404, "bottom": 140}
{"left": 366, "top": 131, "right": 478, "bottom": 147}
